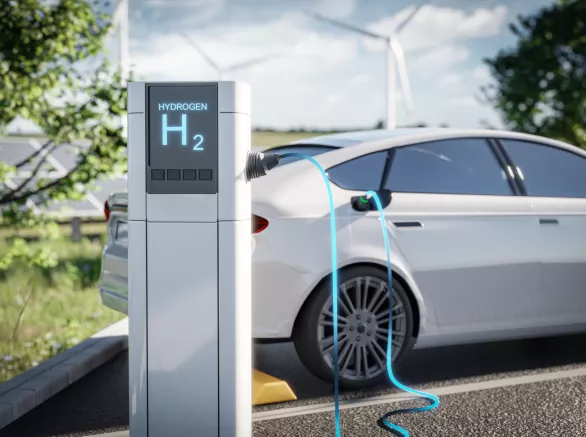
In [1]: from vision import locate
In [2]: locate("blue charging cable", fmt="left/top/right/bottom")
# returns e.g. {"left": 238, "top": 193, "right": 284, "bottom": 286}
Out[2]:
{"left": 365, "top": 190, "right": 440, "bottom": 435}
{"left": 279, "top": 153, "right": 439, "bottom": 436}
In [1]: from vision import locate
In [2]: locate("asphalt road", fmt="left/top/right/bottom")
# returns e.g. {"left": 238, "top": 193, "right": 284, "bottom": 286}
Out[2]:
{"left": 254, "top": 374, "right": 586, "bottom": 437}
{"left": 2, "top": 333, "right": 586, "bottom": 437}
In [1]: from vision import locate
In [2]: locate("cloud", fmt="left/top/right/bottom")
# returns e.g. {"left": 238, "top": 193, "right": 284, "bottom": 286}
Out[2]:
{"left": 448, "top": 96, "right": 479, "bottom": 108}
{"left": 313, "top": 0, "right": 356, "bottom": 19}
{"left": 363, "top": 4, "right": 509, "bottom": 53}
{"left": 471, "top": 65, "right": 492, "bottom": 83}
{"left": 438, "top": 72, "right": 463, "bottom": 88}
{"left": 350, "top": 73, "right": 372, "bottom": 85}
{"left": 435, "top": 65, "right": 494, "bottom": 93}
{"left": 130, "top": 12, "right": 363, "bottom": 129}
{"left": 411, "top": 45, "right": 470, "bottom": 72}
{"left": 124, "top": 3, "right": 509, "bottom": 130}
{"left": 140, "top": 0, "right": 223, "bottom": 4}
{"left": 325, "top": 92, "right": 345, "bottom": 105}
{"left": 132, "top": 0, "right": 227, "bottom": 26}
{"left": 132, "top": 12, "right": 357, "bottom": 81}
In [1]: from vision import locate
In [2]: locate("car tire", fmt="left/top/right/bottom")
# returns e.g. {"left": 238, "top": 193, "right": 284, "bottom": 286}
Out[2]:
{"left": 293, "top": 265, "right": 415, "bottom": 390}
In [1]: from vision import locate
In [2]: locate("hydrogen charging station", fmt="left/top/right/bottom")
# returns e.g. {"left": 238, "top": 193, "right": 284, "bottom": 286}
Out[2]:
{"left": 125, "top": 80, "right": 437, "bottom": 437}
{"left": 127, "top": 81, "right": 256, "bottom": 437}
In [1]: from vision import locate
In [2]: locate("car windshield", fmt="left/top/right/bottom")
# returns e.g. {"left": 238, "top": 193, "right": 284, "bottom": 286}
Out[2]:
{"left": 264, "top": 144, "right": 338, "bottom": 166}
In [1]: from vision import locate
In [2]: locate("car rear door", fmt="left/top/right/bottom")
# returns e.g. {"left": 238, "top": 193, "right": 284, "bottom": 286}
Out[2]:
{"left": 499, "top": 138, "right": 586, "bottom": 330}
{"left": 381, "top": 138, "right": 541, "bottom": 340}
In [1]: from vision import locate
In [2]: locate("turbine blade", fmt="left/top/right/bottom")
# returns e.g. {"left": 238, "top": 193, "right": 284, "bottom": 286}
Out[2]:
{"left": 224, "top": 54, "right": 284, "bottom": 73}
{"left": 389, "top": 36, "right": 415, "bottom": 119}
{"left": 180, "top": 32, "right": 221, "bottom": 72}
{"left": 393, "top": 3, "right": 425, "bottom": 35}
{"left": 307, "top": 12, "right": 387, "bottom": 41}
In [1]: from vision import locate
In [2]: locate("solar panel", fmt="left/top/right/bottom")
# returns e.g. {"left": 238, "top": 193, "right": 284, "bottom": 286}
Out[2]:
{"left": 0, "top": 139, "right": 47, "bottom": 171}
{"left": 1, "top": 138, "right": 126, "bottom": 219}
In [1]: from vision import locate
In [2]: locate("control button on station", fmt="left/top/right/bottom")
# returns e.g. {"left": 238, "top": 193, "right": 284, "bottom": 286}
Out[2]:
{"left": 167, "top": 169, "right": 181, "bottom": 181}
{"left": 183, "top": 169, "right": 197, "bottom": 180}
{"left": 199, "top": 169, "right": 212, "bottom": 180}
{"left": 151, "top": 169, "right": 165, "bottom": 180}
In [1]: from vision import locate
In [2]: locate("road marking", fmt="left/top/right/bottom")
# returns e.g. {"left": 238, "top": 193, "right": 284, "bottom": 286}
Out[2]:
{"left": 252, "top": 366, "right": 586, "bottom": 422}
{"left": 91, "top": 432, "right": 128, "bottom": 437}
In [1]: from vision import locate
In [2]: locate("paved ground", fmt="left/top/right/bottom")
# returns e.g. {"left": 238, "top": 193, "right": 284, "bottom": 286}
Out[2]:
{"left": 1, "top": 333, "right": 586, "bottom": 437}
{"left": 253, "top": 374, "right": 586, "bottom": 437}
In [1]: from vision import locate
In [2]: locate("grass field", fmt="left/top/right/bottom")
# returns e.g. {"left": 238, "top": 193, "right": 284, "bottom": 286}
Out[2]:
{"left": 251, "top": 130, "right": 329, "bottom": 148}
{"left": 0, "top": 236, "right": 123, "bottom": 383}
{"left": 0, "top": 221, "right": 107, "bottom": 240}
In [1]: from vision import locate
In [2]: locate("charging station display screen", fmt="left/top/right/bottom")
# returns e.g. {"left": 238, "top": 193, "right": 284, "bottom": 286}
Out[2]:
{"left": 146, "top": 83, "right": 218, "bottom": 195}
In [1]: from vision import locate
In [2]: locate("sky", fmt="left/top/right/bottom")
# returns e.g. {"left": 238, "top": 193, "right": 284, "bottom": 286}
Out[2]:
{"left": 8, "top": 0, "right": 557, "bottom": 133}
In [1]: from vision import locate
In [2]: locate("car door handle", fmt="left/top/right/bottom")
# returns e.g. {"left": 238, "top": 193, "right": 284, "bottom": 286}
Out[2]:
{"left": 393, "top": 221, "right": 423, "bottom": 228}
{"left": 539, "top": 218, "right": 559, "bottom": 225}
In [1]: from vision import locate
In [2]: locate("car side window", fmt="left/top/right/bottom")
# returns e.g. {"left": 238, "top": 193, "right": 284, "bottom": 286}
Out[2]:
{"left": 501, "top": 139, "right": 586, "bottom": 198}
{"left": 385, "top": 138, "right": 512, "bottom": 196}
{"left": 327, "top": 151, "right": 388, "bottom": 191}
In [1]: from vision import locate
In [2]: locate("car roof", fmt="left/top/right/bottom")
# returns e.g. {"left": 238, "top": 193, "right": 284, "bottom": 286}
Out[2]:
{"left": 268, "top": 127, "right": 585, "bottom": 174}
{"left": 282, "top": 127, "right": 581, "bottom": 155}
{"left": 285, "top": 128, "right": 440, "bottom": 147}
{"left": 252, "top": 127, "right": 585, "bottom": 207}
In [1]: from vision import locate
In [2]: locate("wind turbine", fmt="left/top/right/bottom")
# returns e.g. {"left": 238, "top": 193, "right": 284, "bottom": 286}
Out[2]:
{"left": 180, "top": 33, "right": 285, "bottom": 80}
{"left": 308, "top": 5, "right": 425, "bottom": 129}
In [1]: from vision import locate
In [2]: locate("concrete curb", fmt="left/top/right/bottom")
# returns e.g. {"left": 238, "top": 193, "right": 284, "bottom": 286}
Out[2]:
{"left": 0, "top": 317, "right": 129, "bottom": 430}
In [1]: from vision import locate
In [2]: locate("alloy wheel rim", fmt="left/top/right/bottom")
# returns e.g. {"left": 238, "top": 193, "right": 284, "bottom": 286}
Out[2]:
{"left": 317, "top": 276, "right": 407, "bottom": 381}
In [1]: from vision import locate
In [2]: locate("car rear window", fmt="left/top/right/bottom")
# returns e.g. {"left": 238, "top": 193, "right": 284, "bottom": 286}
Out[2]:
{"left": 116, "top": 220, "right": 128, "bottom": 243}
{"left": 264, "top": 144, "right": 338, "bottom": 166}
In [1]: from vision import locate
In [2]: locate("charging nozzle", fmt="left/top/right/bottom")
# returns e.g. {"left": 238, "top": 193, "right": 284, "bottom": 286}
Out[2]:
{"left": 351, "top": 194, "right": 371, "bottom": 212}
{"left": 351, "top": 189, "right": 393, "bottom": 212}
{"left": 246, "top": 152, "right": 282, "bottom": 181}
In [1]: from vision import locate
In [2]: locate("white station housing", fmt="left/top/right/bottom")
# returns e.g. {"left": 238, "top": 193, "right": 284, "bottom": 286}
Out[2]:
{"left": 127, "top": 81, "right": 252, "bottom": 437}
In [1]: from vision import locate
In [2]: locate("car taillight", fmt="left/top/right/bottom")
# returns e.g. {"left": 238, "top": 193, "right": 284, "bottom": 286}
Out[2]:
{"left": 104, "top": 200, "right": 110, "bottom": 221}
{"left": 252, "top": 214, "right": 269, "bottom": 234}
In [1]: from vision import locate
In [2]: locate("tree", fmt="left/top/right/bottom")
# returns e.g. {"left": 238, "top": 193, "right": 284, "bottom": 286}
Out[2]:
{"left": 0, "top": 0, "right": 128, "bottom": 233}
{"left": 0, "top": 1, "right": 129, "bottom": 357}
{"left": 482, "top": 0, "right": 586, "bottom": 148}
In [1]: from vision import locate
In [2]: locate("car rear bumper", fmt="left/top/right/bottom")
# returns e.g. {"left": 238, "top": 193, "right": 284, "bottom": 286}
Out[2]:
{"left": 252, "top": 259, "right": 316, "bottom": 339}
{"left": 251, "top": 217, "right": 334, "bottom": 339}
{"left": 99, "top": 287, "right": 128, "bottom": 315}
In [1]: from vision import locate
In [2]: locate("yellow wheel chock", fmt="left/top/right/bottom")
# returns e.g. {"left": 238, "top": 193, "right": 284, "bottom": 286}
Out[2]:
{"left": 252, "top": 369, "right": 297, "bottom": 406}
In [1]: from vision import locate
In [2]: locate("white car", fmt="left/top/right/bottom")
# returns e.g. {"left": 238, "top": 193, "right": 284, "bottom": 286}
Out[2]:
{"left": 99, "top": 128, "right": 586, "bottom": 389}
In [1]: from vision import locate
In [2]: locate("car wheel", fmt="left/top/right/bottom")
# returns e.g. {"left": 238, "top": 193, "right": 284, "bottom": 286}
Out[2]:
{"left": 293, "top": 265, "right": 415, "bottom": 390}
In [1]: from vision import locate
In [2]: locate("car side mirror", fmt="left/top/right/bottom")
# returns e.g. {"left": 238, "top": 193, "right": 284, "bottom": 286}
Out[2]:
{"left": 350, "top": 189, "right": 392, "bottom": 212}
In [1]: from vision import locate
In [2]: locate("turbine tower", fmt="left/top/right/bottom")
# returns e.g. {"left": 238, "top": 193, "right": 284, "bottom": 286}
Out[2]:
{"left": 111, "top": 0, "right": 130, "bottom": 85}
{"left": 309, "top": 5, "right": 425, "bottom": 129}
{"left": 181, "top": 33, "right": 285, "bottom": 80}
